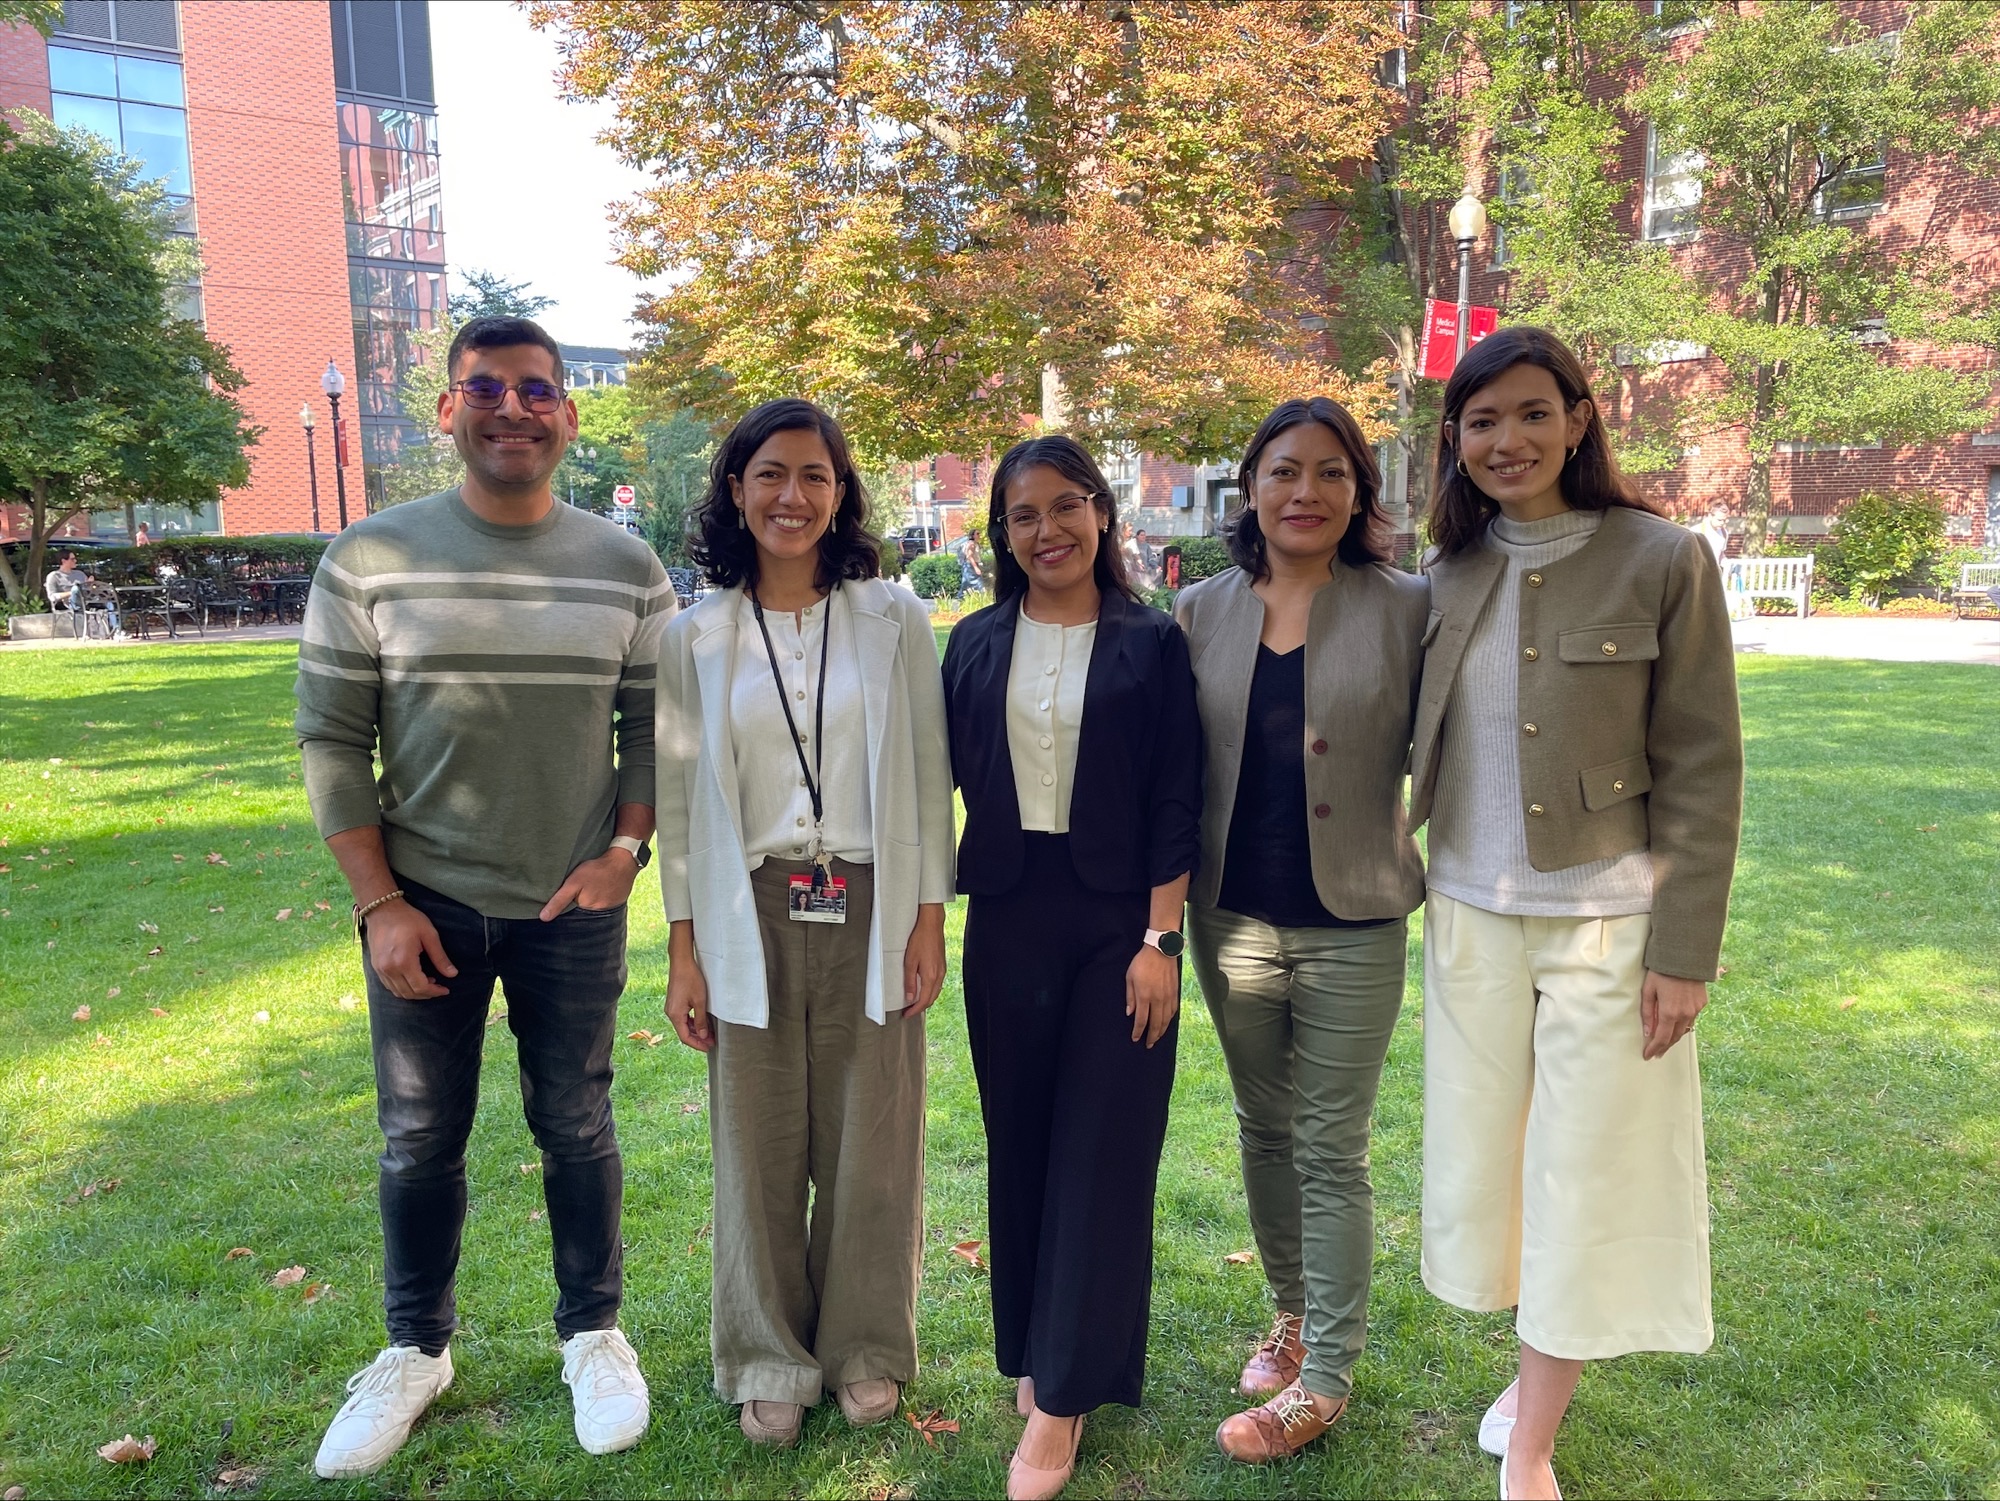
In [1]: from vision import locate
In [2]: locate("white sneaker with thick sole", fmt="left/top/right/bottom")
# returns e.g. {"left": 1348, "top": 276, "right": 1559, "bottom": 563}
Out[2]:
{"left": 313, "top": 1344, "right": 453, "bottom": 1479}
{"left": 561, "top": 1328, "right": 649, "bottom": 1455}
{"left": 1479, "top": 1380, "right": 1517, "bottom": 1458}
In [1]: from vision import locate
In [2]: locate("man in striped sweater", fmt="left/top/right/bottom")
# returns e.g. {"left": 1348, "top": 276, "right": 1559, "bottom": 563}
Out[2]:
{"left": 294, "top": 317, "right": 675, "bottom": 1479}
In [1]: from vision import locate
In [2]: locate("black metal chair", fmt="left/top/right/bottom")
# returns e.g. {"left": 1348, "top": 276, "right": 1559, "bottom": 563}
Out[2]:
{"left": 196, "top": 577, "right": 255, "bottom": 631}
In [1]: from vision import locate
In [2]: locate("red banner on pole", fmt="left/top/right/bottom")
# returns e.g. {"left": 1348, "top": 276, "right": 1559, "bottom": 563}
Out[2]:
{"left": 333, "top": 417, "right": 350, "bottom": 468}
{"left": 1419, "top": 299, "right": 1499, "bottom": 380}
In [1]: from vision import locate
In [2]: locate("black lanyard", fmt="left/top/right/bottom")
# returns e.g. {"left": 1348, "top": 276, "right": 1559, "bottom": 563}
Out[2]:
{"left": 750, "top": 586, "right": 834, "bottom": 883}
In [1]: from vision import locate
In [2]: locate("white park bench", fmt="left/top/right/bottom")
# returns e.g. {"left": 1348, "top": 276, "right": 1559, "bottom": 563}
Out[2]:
{"left": 1951, "top": 561, "right": 2000, "bottom": 620}
{"left": 1723, "top": 555, "right": 1814, "bottom": 618}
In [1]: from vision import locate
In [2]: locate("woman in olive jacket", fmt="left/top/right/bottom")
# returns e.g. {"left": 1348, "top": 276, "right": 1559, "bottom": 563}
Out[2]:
{"left": 1173, "top": 398, "right": 1428, "bottom": 1464}
{"left": 1412, "top": 326, "right": 1743, "bottom": 1501}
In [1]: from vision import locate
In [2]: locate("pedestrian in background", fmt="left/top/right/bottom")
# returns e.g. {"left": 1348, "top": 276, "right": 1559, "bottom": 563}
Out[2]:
{"left": 656, "top": 397, "right": 953, "bottom": 1449}
{"left": 942, "top": 435, "right": 1202, "bottom": 1501}
{"left": 296, "top": 316, "right": 672, "bottom": 1479}
{"left": 1413, "top": 326, "right": 1743, "bottom": 1501}
{"left": 1174, "top": 397, "right": 1429, "bottom": 1462}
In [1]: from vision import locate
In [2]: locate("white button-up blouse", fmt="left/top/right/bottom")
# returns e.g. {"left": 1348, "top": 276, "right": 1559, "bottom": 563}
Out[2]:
{"left": 1006, "top": 612, "right": 1096, "bottom": 834}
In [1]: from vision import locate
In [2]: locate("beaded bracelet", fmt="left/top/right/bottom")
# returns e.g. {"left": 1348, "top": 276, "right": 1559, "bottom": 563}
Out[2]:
{"left": 352, "top": 888, "right": 407, "bottom": 935}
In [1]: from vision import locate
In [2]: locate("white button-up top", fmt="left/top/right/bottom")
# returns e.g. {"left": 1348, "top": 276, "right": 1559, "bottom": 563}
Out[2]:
{"left": 1006, "top": 612, "right": 1096, "bottom": 834}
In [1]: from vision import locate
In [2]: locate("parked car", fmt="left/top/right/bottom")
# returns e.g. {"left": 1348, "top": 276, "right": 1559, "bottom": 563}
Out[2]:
{"left": 895, "top": 524, "right": 942, "bottom": 562}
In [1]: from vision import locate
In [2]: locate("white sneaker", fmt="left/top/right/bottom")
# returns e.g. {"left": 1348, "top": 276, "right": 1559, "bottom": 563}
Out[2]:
{"left": 313, "top": 1345, "right": 453, "bottom": 1479}
{"left": 561, "top": 1328, "right": 649, "bottom": 1455}
{"left": 1479, "top": 1380, "right": 1517, "bottom": 1458}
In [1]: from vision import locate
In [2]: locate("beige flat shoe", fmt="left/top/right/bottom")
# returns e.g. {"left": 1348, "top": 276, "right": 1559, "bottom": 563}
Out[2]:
{"left": 835, "top": 1378, "right": 900, "bottom": 1427}
{"left": 1007, "top": 1412, "right": 1082, "bottom": 1501}
{"left": 739, "top": 1399, "right": 804, "bottom": 1447}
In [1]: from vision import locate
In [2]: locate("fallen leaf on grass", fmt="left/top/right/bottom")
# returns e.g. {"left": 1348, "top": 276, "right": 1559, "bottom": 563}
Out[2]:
{"left": 1223, "top": 1250, "right": 1257, "bottom": 1265}
{"left": 681, "top": 1102, "right": 702, "bottom": 1115}
{"left": 627, "top": 1029, "right": 662, "bottom": 1047}
{"left": 949, "top": 1239, "right": 984, "bottom": 1269}
{"left": 528, "top": 1210, "right": 544, "bottom": 1224}
{"left": 205, "top": 853, "right": 227, "bottom": 866}
{"left": 150, "top": 1007, "right": 168, "bottom": 1018}
{"left": 146, "top": 946, "right": 162, "bottom": 957}
{"left": 72, "top": 1005, "right": 90, "bottom": 1022}
{"left": 1918, "top": 824, "right": 1938, "bottom": 833}
{"left": 97, "top": 1434, "right": 156, "bottom": 1464}
{"left": 336, "top": 995, "right": 362, "bottom": 1011}
{"left": 6, "top": 1482, "right": 24, "bottom": 1499}
{"left": 214, "top": 1467, "right": 261, "bottom": 1491}
{"left": 1839, "top": 997, "right": 1859, "bottom": 1010}
{"left": 138, "top": 921, "right": 158, "bottom": 934}
{"left": 301, "top": 1282, "right": 331, "bottom": 1304}
{"left": 519, "top": 1162, "right": 541, "bottom": 1176}
{"left": 906, "top": 1409, "right": 959, "bottom": 1447}
{"left": 105, "top": 986, "right": 120, "bottom": 999}
{"left": 314, "top": 900, "right": 331, "bottom": 911}
{"left": 268, "top": 1266, "right": 306, "bottom": 1289}
{"left": 93, "top": 1032, "right": 113, "bottom": 1048}
{"left": 64, "top": 1178, "right": 121, "bottom": 1204}
{"left": 225, "top": 1247, "right": 253, "bottom": 1261}
{"left": 485, "top": 1007, "right": 506, "bottom": 1027}
{"left": 274, "top": 909, "right": 292, "bottom": 922}
{"left": 208, "top": 905, "right": 224, "bottom": 913}
{"left": 252, "top": 1011, "right": 270, "bottom": 1025}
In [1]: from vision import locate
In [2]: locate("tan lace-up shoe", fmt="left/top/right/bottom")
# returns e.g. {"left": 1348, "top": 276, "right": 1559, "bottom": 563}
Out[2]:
{"left": 1216, "top": 1380, "right": 1345, "bottom": 1464}
{"left": 1238, "top": 1311, "right": 1304, "bottom": 1398}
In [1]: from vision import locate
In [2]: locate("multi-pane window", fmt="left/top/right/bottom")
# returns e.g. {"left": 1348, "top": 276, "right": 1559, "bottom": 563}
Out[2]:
{"left": 339, "top": 103, "right": 444, "bottom": 263}
{"left": 1821, "top": 143, "right": 1887, "bottom": 217}
{"left": 1644, "top": 123, "right": 1702, "bottom": 240}
{"left": 1102, "top": 445, "right": 1140, "bottom": 511}
{"left": 48, "top": 46, "right": 191, "bottom": 201}
{"left": 1491, "top": 162, "right": 1533, "bottom": 268}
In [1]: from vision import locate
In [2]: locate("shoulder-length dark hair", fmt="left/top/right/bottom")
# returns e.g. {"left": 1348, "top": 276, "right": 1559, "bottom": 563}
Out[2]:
{"left": 1225, "top": 397, "right": 1392, "bottom": 580}
{"left": 986, "top": 435, "right": 1144, "bottom": 606}
{"left": 689, "top": 397, "right": 883, "bottom": 591}
{"left": 1429, "top": 324, "right": 1659, "bottom": 558}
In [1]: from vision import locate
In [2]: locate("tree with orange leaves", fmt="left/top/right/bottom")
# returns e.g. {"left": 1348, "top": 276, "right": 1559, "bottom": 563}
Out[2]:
{"left": 530, "top": 1, "right": 1400, "bottom": 462}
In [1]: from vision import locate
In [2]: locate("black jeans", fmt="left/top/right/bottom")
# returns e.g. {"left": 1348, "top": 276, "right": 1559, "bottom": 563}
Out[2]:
{"left": 962, "top": 834, "right": 1179, "bottom": 1416}
{"left": 363, "top": 875, "right": 628, "bottom": 1353}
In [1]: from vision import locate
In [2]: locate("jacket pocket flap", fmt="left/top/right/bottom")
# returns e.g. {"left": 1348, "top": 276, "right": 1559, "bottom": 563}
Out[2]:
{"left": 1580, "top": 753, "right": 1653, "bottom": 811}
{"left": 1420, "top": 608, "right": 1445, "bottom": 648}
{"left": 1558, "top": 622, "right": 1660, "bottom": 663}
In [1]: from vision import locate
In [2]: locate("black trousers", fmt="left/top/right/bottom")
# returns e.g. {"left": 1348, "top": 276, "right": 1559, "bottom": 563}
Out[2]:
{"left": 962, "top": 833, "right": 1179, "bottom": 1416}
{"left": 362, "top": 875, "right": 628, "bottom": 1354}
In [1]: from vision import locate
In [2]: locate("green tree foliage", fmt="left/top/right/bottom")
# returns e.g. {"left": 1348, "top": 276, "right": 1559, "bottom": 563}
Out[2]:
{"left": 1818, "top": 489, "right": 1948, "bottom": 607}
{"left": 634, "top": 409, "right": 713, "bottom": 568}
{"left": 532, "top": 0, "right": 1399, "bottom": 464}
{"left": 1635, "top": 2, "right": 2000, "bottom": 551}
{"left": 452, "top": 267, "right": 556, "bottom": 321}
{"left": 0, "top": 120, "right": 255, "bottom": 606}
{"left": 0, "top": 0, "right": 60, "bottom": 34}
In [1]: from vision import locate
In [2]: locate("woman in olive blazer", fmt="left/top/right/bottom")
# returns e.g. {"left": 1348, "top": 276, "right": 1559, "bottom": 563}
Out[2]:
{"left": 1173, "top": 398, "right": 1428, "bottom": 1465}
{"left": 1413, "top": 327, "right": 1743, "bottom": 1501}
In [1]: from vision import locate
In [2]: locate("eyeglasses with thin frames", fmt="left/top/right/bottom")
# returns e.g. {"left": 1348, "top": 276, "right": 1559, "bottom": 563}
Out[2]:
{"left": 1002, "top": 494, "right": 1101, "bottom": 536}
{"left": 450, "top": 376, "right": 566, "bottom": 413}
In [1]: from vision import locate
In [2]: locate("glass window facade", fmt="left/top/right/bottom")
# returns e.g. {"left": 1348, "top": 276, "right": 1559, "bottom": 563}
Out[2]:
{"left": 339, "top": 98, "right": 447, "bottom": 513}
{"left": 48, "top": 44, "right": 193, "bottom": 200}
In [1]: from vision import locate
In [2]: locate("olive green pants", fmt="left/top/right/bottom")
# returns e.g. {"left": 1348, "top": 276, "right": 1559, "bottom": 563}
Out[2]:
{"left": 707, "top": 859, "right": 927, "bottom": 1407}
{"left": 1187, "top": 905, "right": 1407, "bottom": 1399}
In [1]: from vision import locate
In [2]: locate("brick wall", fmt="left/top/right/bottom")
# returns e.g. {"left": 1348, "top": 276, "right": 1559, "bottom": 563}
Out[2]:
{"left": 0, "top": 19, "right": 49, "bottom": 122}
{"left": 182, "top": 1, "right": 355, "bottom": 536}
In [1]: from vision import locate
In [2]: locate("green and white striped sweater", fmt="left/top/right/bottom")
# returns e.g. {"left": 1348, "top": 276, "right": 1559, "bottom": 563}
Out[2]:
{"left": 294, "top": 488, "right": 676, "bottom": 918}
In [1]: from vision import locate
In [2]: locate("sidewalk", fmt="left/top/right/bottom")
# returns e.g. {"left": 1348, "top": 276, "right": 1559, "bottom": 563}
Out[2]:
{"left": 1, "top": 622, "right": 304, "bottom": 652}
{"left": 1733, "top": 614, "right": 2000, "bottom": 667}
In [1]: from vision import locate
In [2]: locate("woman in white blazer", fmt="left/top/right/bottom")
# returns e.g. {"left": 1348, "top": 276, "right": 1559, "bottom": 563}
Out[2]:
{"left": 654, "top": 398, "right": 955, "bottom": 1449}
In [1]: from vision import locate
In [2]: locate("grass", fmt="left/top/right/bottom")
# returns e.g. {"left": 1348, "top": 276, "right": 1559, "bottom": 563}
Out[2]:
{"left": 0, "top": 642, "right": 1996, "bottom": 1499}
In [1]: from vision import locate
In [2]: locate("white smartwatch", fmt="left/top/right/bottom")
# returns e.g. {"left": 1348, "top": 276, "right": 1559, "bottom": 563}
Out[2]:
{"left": 608, "top": 835, "right": 651, "bottom": 869}
{"left": 1143, "top": 927, "right": 1186, "bottom": 959}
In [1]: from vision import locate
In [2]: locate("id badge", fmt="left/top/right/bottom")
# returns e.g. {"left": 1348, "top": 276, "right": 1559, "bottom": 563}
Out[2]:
{"left": 788, "top": 873, "right": 848, "bottom": 923}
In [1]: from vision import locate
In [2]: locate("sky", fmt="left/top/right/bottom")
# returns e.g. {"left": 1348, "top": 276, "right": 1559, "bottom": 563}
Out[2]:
{"left": 429, "top": 1, "right": 659, "bottom": 350}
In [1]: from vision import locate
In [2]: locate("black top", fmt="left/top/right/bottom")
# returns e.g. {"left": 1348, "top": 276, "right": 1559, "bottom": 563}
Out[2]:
{"left": 1217, "top": 644, "right": 1388, "bottom": 930}
{"left": 942, "top": 590, "right": 1203, "bottom": 898}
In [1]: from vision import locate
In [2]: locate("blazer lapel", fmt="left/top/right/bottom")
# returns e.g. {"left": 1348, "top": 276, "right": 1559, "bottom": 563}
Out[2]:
{"left": 690, "top": 591, "right": 747, "bottom": 854}
{"left": 846, "top": 582, "right": 900, "bottom": 790}
{"left": 1076, "top": 589, "right": 1133, "bottom": 781}
{"left": 1413, "top": 547, "right": 1506, "bottom": 767}
{"left": 1207, "top": 571, "right": 1262, "bottom": 754}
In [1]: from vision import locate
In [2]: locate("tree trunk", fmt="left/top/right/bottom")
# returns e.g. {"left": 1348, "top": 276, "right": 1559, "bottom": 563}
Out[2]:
{"left": 0, "top": 528, "right": 21, "bottom": 607}
{"left": 1742, "top": 361, "right": 1776, "bottom": 557}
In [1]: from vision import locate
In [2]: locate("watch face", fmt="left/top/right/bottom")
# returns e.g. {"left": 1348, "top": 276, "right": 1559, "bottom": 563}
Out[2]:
{"left": 1155, "top": 930, "right": 1185, "bottom": 958}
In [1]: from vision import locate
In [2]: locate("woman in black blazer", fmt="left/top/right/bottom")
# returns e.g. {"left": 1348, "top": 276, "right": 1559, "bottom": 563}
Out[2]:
{"left": 942, "top": 435, "right": 1202, "bottom": 1501}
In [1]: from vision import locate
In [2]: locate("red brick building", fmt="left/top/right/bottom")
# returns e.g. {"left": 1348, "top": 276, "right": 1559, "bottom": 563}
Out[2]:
{"left": 0, "top": 0, "right": 443, "bottom": 543}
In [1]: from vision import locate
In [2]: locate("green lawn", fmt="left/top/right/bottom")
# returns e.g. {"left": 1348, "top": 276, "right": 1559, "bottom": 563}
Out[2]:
{"left": 0, "top": 643, "right": 1995, "bottom": 1499}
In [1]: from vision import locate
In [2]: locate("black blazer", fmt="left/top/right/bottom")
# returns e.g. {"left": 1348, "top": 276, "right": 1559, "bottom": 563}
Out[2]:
{"left": 942, "top": 589, "right": 1203, "bottom": 897}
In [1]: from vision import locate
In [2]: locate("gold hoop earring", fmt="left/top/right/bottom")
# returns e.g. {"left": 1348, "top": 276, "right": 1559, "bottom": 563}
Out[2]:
{"left": 1567, "top": 446, "right": 1578, "bottom": 463}
{"left": 1456, "top": 458, "right": 1469, "bottom": 478}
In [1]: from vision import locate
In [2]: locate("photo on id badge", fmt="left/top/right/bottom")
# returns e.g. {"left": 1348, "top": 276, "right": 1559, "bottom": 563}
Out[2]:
{"left": 789, "top": 872, "right": 848, "bottom": 923}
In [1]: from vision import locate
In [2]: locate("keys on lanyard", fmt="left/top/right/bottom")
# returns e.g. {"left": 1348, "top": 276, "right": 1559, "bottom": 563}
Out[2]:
{"left": 751, "top": 587, "right": 841, "bottom": 906}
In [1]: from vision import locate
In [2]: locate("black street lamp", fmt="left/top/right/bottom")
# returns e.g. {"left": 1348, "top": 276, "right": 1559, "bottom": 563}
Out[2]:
{"left": 300, "top": 402, "right": 321, "bottom": 533}
{"left": 322, "top": 359, "right": 351, "bottom": 530}
{"left": 1448, "top": 193, "right": 1488, "bottom": 365}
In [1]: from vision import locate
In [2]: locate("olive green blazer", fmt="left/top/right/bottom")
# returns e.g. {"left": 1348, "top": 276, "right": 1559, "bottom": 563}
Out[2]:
{"left": 1409, "top": 505, "right": 1743, "bottom": 980}
{"left": 1175, "top": 561, "right": 1430, "bottom": 922}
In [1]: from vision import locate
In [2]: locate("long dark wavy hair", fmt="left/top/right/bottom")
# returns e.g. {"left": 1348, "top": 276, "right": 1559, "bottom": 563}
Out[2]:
{"left": 1225, "top": 397, "right": 1391, "bottom": 580}
{"left": 986, "top": 435, "right": 1144, "bottom": 606}
{"left": 689, "top": 398, "right": 883, "bottom": 591}
{"left": 1429, "top": 325, "right": 1658, "bottom": 558}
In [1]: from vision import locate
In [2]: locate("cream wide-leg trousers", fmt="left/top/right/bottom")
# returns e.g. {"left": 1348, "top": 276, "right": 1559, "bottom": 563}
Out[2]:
{"left": 1420, "top": 891, "right": 1713, "bottom": 1360}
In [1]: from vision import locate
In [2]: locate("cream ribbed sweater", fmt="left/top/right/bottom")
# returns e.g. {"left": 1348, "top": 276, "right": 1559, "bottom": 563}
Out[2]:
{"left": 1427, "top": 509, "right": 1654, "bottom": 917}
